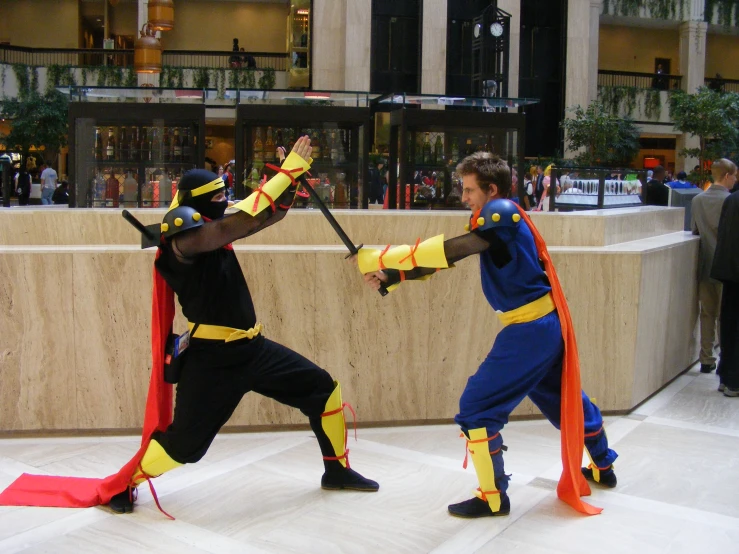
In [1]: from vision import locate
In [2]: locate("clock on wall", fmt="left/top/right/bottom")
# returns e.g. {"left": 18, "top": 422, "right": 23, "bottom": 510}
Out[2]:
{"left": 490, "top": 22, "right": 504, "bottom": 37}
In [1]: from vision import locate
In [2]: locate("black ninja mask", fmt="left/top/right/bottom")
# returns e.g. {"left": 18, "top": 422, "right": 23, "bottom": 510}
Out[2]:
{"left": 175, "top": 169, "right": 227, "bottom": 220}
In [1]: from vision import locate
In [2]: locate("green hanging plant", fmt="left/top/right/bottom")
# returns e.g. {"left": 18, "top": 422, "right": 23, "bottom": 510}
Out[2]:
{"left": 244, "top": 68, "right": 256, "bottom": 90}
{"left": 624, "top": 86, "right": 638, "bottom": 116}
{"left": 258, "top": 68, "right": 276, "bottom": 90}
{"left": 124, "top": 68, "right": 137, "bottom": 87}
{"left": 1, "top": 65, "right": 6, "bottom": 99}
{"left": 12, "top": 64, "right": 30, "bottom": 97}
{"left": 81, "top": 67, "right": 88, "bottom": 87}
{"left": 194, "top": 67, "right": 210, "bottom": 89}
{"left": 643, "top": 88, "right": 662, "bottom": 119}
{"left": 228, "top": 68, "right": 239, "bottom": 90}
{"left": 216, "top": 68, "right": 226, "bottom": 99}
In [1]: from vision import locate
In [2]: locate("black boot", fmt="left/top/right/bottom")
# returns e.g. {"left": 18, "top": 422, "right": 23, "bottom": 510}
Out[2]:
{"left": 321, "top": 462, "right": 379, "bottom": 492}
{"left": 448, "top": 493, "right": 510, "bottom": 518}
{"left": 700, "top": 363, "right": 716, "bottom": 373}
{"left": 310, "top": 415, "right": 379, "bottom": 492}
{"left": 108, "top": 486, "right": 136, "bottom": 514}
{"left": 582, "top": 465, "right": 617, "bottom": 488}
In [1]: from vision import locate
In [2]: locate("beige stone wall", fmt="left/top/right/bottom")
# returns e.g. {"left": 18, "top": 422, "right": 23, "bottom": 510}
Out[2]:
{"left": 706, "top": 33, "right": 739, "bottom": 80}
{"left": 0, "top": 0, "right": 79, "bottom": 49}
{"left": 599, "top": 25, "right": 680, "bottom": 74}
{"left": 0, "top": 208, "right": 698, "bottom": 433}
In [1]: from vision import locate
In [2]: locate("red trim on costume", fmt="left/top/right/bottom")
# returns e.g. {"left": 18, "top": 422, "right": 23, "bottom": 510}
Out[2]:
{"left": 470, "top": 208, "right": 483, "bottom": 230}
{"left": 583, "top": 426, "right": 603, "bottom": 439}
{"left": 399, "top": 270, "right": 406, "bottom": 282}
{"left": 378, "top": 245, "right": 391, "bottom": 270}
{"left": 398, "top": 238, "right": 421, "bottom": 267}
{"left": 461, "top": 432, "right": 500, "bottom": 469}
{"left": 321, "top": 401, "right": 358, "bottom": 469}
{"left": 265, "top": 163, "right": 301, "bottom": 186}
{"left": 477, "top": 487, "right": 501, "bottom": 502}
{"left": 131, "top": 465, "right": 175, "bottom": 520}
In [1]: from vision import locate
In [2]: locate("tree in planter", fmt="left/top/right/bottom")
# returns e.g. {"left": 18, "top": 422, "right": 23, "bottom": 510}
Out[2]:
{"left": 669, "top": 87, "right": 739, "bottom": 183}
{"left": 0, "top": 89, "right": 69, "bottom": 176}
{"left": 561, "top": 100, "right": 641, "bottom": 167}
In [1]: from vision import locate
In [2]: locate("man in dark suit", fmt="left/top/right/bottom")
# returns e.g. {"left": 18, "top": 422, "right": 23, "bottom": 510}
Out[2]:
{"left": 711, "top": 161, "right": 739, "bottom": 397}
{"left": 534, "top": 165, "right": 545, "bottom": 207}
{"left": 645, "top": 165, "right": 669, "bottom": 206}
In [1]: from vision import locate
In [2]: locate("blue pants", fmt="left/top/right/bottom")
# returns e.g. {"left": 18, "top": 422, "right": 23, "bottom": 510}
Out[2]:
{"left": 454, "top": 312, "right": 618, "bottom": 493}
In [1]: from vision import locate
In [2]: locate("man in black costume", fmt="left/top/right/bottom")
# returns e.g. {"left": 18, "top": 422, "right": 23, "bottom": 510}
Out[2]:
{"left": 109, "top": 135, "right": 378, "bottom": 513}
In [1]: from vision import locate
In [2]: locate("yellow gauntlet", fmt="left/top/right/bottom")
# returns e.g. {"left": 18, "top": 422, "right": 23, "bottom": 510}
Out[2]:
{"left": 233, "top": 151, "right": 312, "bottom": 216}
{"left": 357, "top": 234, "right": 448, "bottom": 273}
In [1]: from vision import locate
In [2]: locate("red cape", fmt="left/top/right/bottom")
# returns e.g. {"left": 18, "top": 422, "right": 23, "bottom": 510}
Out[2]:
{"left": 0, "top": 250, "right": 175, "bottom": 508}
{"left": 517, "top": 205, "right": 601, "bottom": 515}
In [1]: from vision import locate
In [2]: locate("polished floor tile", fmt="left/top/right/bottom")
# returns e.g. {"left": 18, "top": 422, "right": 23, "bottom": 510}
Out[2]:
{"left": 1, "top": 366, "right": 738, "bottom": 553}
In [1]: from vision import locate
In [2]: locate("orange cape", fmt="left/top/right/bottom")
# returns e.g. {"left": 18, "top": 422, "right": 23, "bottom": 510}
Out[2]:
{"left": 516, "top": 204, "right": 601, "bottom": 515}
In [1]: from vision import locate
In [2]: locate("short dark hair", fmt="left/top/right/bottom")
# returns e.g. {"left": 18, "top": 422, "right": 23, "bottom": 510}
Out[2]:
{"left": 653, "top": 165, "right": 665, "bottom": 176}
{"left": 456, "top": 152, "right": 512, "bottom": 198}
{"left": 676, "top": 171, "right": 687, "bottom": 180}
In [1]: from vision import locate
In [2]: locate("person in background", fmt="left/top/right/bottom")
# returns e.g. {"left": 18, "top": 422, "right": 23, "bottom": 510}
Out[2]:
{"left": 711, "top": 167, "right": 739, "bottom": 397}
{"left": 52, "top": 180, "right": 69, "bottom": 205}
{"left": 523, "top": 173, "right": 534, "bottom": 210}
{"left": 667, "top": 171, "right": 696, "bottom": 189}
{"left": 645, "top": 165, "right": 669, "bottom": 206}
{"left": 16, "top": 170, "right": 31, "bottom": 206}
{"left": 40, "top": 164, "right": 58, "bottom": 205}
{"left": 229, "top": 38, "right": 241, "bottom": 68}
{"left": 691, "top": 159, "right": 734, "bottom": 375}
{"left": 222, "top": 162, "right": 234, "bottom": 199}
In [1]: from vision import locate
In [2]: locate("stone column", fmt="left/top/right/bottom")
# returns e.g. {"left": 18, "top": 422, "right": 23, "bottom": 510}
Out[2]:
{"left": 421, "top": 0, "right": 448, "bottom": 94}
{"left": 498, "top": 0, "right": 521, "bottom": 100}
{"left": 344, "top": 0, "right": 371, "bottom": 91}
{"left": 564, "top": 0, "right": 601, "bottom": 156}
{"left": 312, "top": 0, "right": 346, "bottom": 90}
{"left": 676, "top": 19, "right": 707, "bottom": 172}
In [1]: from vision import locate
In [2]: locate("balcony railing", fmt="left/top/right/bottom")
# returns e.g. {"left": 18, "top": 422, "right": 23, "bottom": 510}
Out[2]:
{"left": 0, "top": 44, "right": 288, "bottom": 72}
{"left": 705, "top": 77, "right": 739, "bottom": 94}
{"left": 598, "top": 69, "right": 682, "bottom": 91}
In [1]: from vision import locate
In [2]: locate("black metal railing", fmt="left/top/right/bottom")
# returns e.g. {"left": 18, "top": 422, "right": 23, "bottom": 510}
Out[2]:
{"left": 162, "top": 50, "right": 288, "bottom": 71}
{"left": 598, "top": 69, "right": 682, "bottom": 91}
{"left": 0, "top": 44, "right": 288, "bottom": 71}
{"left": 705, "top": 77, "right": 739, "bottom": 94}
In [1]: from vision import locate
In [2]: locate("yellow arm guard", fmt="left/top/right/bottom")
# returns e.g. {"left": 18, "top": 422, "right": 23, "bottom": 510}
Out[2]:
{"left": 233, "top": 151, "right": 312, "bottom": 216}
{"left": 357, "top": 234, "right": 448, "bottom": 273}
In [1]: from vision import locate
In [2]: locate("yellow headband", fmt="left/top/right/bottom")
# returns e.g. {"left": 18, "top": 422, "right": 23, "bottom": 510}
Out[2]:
{"left": 168, "top": 177, "right": 225, "bottom": 211}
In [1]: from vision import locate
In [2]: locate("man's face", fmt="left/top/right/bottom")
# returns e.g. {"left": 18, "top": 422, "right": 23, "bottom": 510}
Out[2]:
{"left": 461, "top": 174, "right": 497, "bottom": 213}
{"left": 536, "top": 166, "right": 543, "bottom": 175}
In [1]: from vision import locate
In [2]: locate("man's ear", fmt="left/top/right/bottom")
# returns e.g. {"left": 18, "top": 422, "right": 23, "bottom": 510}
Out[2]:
{"left": 489, "top": 183, "right": 499, "bottom": 198}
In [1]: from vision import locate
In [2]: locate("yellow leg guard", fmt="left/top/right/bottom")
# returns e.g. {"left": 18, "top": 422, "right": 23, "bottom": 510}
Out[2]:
{"left": 321, "top": 381, "right": 348, "bottom": 468}
{"left": 467, "top": 428, "right": 501, "bottom": 513}
{"left": 132, "top": 439, "right": 183, "bottom": 486}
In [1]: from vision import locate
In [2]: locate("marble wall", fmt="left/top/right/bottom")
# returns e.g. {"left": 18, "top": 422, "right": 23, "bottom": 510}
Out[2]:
{"left": 0, "top": 206, "right": 684, "bottom": 248}
{"left": 0, "top": 208, "right": 699, "bottom": 433}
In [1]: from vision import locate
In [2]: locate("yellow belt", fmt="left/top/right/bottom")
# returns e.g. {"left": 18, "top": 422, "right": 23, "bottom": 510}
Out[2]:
{"left": 496, "top": 293, "right": 556, "bottom": 327}
{"left": 187, "top": 322, "right": 264, "bottom": 342}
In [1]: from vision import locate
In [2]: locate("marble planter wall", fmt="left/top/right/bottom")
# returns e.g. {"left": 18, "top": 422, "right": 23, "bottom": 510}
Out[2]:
{"left": 0, "top": 207, "right": 684, "bottom": 248}
{"left": 0, "top": 220, "right": 699, "bottom": 433}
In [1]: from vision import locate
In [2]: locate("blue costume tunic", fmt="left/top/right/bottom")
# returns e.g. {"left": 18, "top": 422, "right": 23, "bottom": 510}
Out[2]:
{"left": 453, "top": 200, "right": 617, "bottom": 491}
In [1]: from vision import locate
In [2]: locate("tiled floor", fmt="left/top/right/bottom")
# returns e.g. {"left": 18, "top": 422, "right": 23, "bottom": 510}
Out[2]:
{"left": 1, "top": 364, "right": 737, "bottom": 553}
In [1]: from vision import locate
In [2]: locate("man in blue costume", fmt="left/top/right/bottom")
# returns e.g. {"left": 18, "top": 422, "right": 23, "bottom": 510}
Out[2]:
{"left": 358, "top": 152, "right": 618, "bottom": 517}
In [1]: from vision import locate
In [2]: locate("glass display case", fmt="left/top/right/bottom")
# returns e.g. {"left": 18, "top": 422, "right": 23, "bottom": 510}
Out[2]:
{"left": 548, "top": 167, "right": 646, "bottom": 212}
{"left": 68, "top": 97, "right": 205, "bottom": 208}
{"left": 236, "top": 91, "right": 373, "bottom": 208}
{"left": 372, "top": 94, "right": 537, "bottom": 209}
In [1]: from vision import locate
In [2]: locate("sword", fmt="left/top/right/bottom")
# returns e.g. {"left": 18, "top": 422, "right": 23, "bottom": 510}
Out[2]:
{"left": 122, "top": 209, "right": 160, "bottom": 249}
{"left": 298, "top": 175, "right": 388, "bottom": 297}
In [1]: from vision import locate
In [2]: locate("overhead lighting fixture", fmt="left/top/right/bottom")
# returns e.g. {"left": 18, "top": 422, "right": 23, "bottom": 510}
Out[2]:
{"left": 148, "top": 0, "right": 175, "bottom": 32}
{"left": 297, "top": 9, "right": 309, "bottom": 15}
{"left": 134, "top": 24, "right": 162, "bottom": 74}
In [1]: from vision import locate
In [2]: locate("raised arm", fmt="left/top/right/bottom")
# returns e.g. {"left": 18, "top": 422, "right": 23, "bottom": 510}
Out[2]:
{"left": 172, "top": 137, "right": 312, "bottom": 259}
